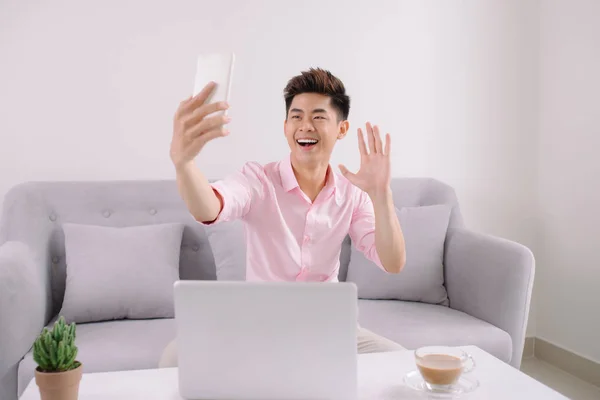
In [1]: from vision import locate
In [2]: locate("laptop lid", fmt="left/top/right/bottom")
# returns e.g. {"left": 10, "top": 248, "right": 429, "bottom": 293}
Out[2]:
{"left": 174, "top": 280, "right": 358, "bottom": 400}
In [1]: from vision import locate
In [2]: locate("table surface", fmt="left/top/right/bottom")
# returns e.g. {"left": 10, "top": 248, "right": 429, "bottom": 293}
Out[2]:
{"left": 21, "top": 346, "right": 568, "bottom": 399}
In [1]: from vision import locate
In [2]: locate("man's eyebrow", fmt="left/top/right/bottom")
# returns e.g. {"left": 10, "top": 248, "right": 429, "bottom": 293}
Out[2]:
{"left": 289, "top": 108, "right": 328, "bottom": 114}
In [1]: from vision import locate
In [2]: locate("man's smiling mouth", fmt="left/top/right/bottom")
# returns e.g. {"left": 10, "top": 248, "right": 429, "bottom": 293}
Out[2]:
{"left": 296, "top": 139, "right": 319, "bottom": 147}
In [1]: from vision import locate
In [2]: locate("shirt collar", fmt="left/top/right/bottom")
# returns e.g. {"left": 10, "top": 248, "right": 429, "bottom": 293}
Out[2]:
{"left": 280, "top": 154, "right": 299, "bottom": 192}
{"left": 279, "top": 154, "right": 343, "bottom": 205}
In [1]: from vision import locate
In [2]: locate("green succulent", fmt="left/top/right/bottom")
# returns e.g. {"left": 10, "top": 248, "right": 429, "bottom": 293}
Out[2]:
{"left": 33, "top": 316, "right": 80, "bottom": 372}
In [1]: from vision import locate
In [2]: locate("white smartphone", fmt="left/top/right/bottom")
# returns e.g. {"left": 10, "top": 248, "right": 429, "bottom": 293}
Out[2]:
{"left": 193, "top": 52, "right": 235, "bottom": 113}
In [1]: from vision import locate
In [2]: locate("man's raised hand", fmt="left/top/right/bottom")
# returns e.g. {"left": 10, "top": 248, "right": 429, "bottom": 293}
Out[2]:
{"left": 170, "top": 81, "right": 231, "bottom": 169}
{"left": 338, "top": 122, "right": 392, "bottom": 200}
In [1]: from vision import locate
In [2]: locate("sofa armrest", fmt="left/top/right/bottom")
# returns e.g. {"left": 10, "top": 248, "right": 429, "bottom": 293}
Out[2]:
{"left": 0, "top": 241, "right": 47, "bottom": 400}
{"left": 444, "top": 228, "right": 535, "bottom": 369}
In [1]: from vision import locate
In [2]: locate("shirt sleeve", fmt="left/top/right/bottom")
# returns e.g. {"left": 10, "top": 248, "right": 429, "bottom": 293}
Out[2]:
{"left": 198, "top": 162, "right": 264, "bottom": 225}
{"left": 348, "top": 189, "right": 386, "bottom": 271}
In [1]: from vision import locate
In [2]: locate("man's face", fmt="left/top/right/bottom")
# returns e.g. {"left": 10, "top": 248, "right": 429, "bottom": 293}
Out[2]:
{"left": 284, "top": 93, "right": 348, "bottom": 168}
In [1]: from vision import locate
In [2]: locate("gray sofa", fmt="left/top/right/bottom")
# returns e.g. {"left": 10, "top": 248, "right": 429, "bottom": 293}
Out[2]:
{"left": 0, "top": 178, "right": 535, "bottom": 400}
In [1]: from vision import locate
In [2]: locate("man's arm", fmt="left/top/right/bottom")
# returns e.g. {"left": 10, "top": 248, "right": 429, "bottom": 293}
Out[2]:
{"left": 176, "top": 159, "right": 260, "bottom": 225}
{"left": 170, "top": 81, "right": 232, "bottom": 223}
{"left": 348, "top": 189, "right": 405, "bottom": 274}
{"left": 175, "top": 161, "right": 223, "bottom": 223}
{"left": 371, "top": 189, "right": 406, "bottom": 274}
{"left": 339, "top": 121, "right": 405, "bottom": 273}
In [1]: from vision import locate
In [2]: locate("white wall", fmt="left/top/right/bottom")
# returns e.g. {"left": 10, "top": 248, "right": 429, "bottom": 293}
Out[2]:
{"left": 1, "top": 1, "right": 539, "bottom": 328}
{"left": 536, "top": 0, "right": 600, "bottom": 363}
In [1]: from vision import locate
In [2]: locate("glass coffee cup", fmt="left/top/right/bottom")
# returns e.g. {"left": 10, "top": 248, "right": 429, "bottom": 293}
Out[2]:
{"left": 414, "top": 346, "right": 476, "bottom": 391}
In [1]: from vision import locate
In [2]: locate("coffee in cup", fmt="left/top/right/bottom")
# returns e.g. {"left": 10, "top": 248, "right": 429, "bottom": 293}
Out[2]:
{"left": 414, "top": 346, "right": 475, "bottom": 391}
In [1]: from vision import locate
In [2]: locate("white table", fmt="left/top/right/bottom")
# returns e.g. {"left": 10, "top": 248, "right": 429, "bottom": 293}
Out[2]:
{"left": 21, "top": 346, "right": 567, "bottom": 399}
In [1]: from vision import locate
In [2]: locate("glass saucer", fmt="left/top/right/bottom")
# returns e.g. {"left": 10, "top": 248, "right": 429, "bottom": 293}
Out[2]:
{"left": 403, "top": 370, "right": 480, "bottom": 398}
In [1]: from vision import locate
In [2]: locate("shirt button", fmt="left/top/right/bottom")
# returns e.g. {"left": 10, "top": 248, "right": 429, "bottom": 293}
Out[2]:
{"left": 303, "top": 235, "right": 310, "bottom": 244}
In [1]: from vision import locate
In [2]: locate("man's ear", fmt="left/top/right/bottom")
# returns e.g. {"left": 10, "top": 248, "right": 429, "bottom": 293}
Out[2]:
{"left": 337, "top": 120, "right": 350, "bottom": 140}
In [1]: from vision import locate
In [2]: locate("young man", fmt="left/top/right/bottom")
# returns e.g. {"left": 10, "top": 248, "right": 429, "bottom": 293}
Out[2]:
{"left": 160, "top": 68, "right": 406, "bottom": 367}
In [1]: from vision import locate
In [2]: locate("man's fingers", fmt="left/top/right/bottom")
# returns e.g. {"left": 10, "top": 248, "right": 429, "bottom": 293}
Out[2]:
{"left": 195, "top": 126, "right": 230, "bottom": 144}
{"left": 384, "top": 133, "right": 391, "bottom": 157}
{"left": 182, "top": 125, "right": 229, "bottom": 160}
{"left": 373, "top": 125, "right": 383, "bottom": 154}
{"left": 174, "top": 81, "right": 215, "bottom": 120}
{"left": 357, "top": 128, "right": 368, "bottom": 157}
{"left": 181, "top": 81, "right": 218, "bottom": 114}
{"left": 186, "top": 113, "right": 231, "bottom": 139}
{"left": 186, "top": 126, "right": 230, "bottom": 155}
{"left": 366, "top": 122, "right": 376, "bottom": 154}
{"left": 174, "top": 95, "right": 194, "bottom": 120}
{"left": 183, "top": 101, "right": 229, "bottom": 128}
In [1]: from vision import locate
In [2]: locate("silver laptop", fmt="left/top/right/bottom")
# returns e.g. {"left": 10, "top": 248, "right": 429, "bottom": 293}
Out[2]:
{"left": 173, "top": 280, "right": 358, "bottom": 400}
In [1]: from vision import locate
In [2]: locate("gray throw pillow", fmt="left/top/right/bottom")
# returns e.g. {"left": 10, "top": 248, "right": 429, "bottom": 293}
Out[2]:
{"left": 205, "top": 220, "right": 247, "bottom": 281}
{"left": 59, "top": 223, "right": 184, "bottom": 323}
{"left": 346, "top": 204, "right": 451, "bottom": 305}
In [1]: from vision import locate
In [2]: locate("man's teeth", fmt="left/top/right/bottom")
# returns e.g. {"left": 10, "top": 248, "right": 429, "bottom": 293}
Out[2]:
{"left": 297, "top": 139, "right": 318, "bottom": 144}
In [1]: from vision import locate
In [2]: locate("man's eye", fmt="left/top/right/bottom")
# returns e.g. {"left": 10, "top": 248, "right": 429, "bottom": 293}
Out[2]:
{"left": 292, "top": 115, "right": 300, "bottom": 119}
{"left": 314, "top": 116, "right": 325, "bottom": 120}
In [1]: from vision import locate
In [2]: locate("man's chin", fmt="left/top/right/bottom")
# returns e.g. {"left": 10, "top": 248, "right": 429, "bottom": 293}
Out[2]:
{"left": 291, "top": 151, "right": 330, "bottom": 167}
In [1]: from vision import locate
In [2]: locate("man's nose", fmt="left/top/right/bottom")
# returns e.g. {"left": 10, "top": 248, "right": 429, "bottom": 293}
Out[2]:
{"left": 300, "top": 120, "right": 315, "bottom": 131}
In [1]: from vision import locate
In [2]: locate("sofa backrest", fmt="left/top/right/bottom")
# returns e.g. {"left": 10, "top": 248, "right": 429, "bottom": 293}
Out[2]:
{"left": 337, "top": 177, "right": 464, "bottom": 281}
{"left": 0, "top": 177, "right": 463, "bottom": 320}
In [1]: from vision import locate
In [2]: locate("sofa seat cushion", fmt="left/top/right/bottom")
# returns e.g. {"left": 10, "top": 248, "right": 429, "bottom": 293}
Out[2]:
{"left": 358, "top": 299, "right": 512, "bottom": 364}
{"left": 18, "top": 318, "right": 175, "bottom": 395}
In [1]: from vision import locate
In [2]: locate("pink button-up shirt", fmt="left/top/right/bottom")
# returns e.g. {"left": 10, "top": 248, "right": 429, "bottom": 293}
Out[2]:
{"left": 204, "top": 155, "right": 384, "bottom": 282}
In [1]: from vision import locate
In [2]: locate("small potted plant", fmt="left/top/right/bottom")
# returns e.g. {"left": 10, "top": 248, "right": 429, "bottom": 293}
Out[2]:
{"left": 33, "top": 316, "right": 83, "bottom": 400}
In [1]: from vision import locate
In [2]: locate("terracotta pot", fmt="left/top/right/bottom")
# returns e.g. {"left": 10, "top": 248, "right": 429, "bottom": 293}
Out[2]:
{"left": 35, "top": 363, "right": 83, "bottom": 400}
